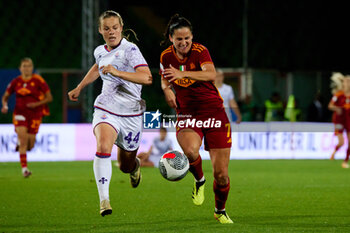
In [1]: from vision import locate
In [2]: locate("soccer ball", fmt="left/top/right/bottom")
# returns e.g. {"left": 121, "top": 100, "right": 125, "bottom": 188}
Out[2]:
{"left": 159, "top": 150, "right": 189, "bottom": 181}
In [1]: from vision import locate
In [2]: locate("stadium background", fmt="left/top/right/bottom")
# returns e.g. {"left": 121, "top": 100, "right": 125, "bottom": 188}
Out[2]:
{"left": 1, "top": 0, "right": 349, "bottom": 124}
{"left": 1, "top": 1, "right": 350, "bottom": 232}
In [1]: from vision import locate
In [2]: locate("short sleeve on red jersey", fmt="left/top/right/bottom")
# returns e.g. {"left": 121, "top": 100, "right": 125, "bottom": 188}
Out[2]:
{"left": 33, "top": 74, "right": 50, "bottom": 93}
{"left": 5, "top": 79, "right": 17, "bottom": 95}
{"left": 197, "top": 47, "right": 213, "bottom": 66}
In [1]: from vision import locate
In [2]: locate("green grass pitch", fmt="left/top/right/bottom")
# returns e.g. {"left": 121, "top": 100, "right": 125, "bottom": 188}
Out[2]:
{"left": 1, "top": 160, "right": 350, "bottom": 232}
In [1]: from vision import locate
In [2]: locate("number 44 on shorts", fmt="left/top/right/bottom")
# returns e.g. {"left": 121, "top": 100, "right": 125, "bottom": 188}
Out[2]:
{"left": 124, "top": 132, "right": 140, "bottom": 150}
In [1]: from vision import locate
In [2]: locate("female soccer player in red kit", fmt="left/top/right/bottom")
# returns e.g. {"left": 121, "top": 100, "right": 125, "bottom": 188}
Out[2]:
{"left": 160, "top": 14, "right": 233, "bottom": 224}
{"left": 328, "top": 73, "right": 350, "bottom": 168}
{"left": 1, "top": 58, "right": 53, "bottom": 177}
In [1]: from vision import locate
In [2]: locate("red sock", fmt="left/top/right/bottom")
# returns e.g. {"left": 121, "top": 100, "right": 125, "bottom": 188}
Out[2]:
{"left": 95, "top": 152, "right": 111, "bottom": 158}
{"left": 20, "top": 154, "right": 27, "bottom": 168}
{"left": 345, "top": 148, "right": 350, "bottom": 162}
{"left": 189, "top": 155, "right": 204, "bottom": 181}
{"left": 213, "top": 179, "right": 230, "bottom": 211}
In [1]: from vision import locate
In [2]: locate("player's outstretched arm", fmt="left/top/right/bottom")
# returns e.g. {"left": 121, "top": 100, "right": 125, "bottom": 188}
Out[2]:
{"left": 101, "top": 65, "right": 152, "bottom": 85}
{"left": 328, "top": 99, "right": 342, "bottom": 115}
{"left": 68, "top": 64, "right": 100, "bottom": 102}
{"left": 161, "top": 76, "right": 177, "bottom": 108}
{"left": 230, "top": 99, "right": 242, "bottom": 124}
{"left": 1, "top": 92, "right": 10, "bottom": 114}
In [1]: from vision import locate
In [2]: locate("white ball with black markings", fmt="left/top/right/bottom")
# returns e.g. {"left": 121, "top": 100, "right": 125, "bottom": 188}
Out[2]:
{"left": 159, "top": 150, "right": 189, "bottom": 181}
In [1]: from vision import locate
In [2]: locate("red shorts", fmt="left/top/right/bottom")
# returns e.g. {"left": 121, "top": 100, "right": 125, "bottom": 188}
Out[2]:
{"left": 13, "top": 112, "right": 42, "bottom": 134}
{"left": 332, "top": 112, "right": 347, "bottom": 135}
{"left": 334, "top": 123, "right": 344, "bottom": 135}
{"left": 176, "top": 108, "right": 232, "bottom": 151}
{"left": 334, "top": 122, "right": 350, "bottom": 135}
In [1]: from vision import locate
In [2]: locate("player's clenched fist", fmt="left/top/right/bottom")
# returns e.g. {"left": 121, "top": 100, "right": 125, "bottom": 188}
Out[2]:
{"left": 1, "top": 105, "right": 8, "bottom": 114}
{"left": 101, "top": 64, "right": 119, "bottom": 77}
{"left": 68, "top": 88, "right": 81, "bottom": 101}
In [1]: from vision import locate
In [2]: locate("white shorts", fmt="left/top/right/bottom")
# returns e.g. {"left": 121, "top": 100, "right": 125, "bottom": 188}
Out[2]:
{"left": 92, "top": 108, "right": 143, "bottom": 151}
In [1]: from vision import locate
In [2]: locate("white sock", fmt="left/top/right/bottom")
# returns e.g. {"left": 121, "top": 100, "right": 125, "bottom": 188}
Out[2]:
{"left": 196, "top": 176, "right": 205, "bottom": 183}
{"left": 93, "top": 155, "right": 112, "bottom": 202}
{"left": 215, "top": 207, "right": 225, "bottom": 212}
{"left": 22, "top": 167, "right": 28, "bottom": 174}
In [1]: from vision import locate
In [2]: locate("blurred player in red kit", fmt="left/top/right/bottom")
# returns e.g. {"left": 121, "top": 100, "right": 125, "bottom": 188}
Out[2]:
{"left": 328, "top": 73, "right": 350, "bottom": 168}
{"left": 160, "top": 14, "right": 233, "bottom": 224}
{"left": 1, "top": 58, "right": 53, "bottom": 177}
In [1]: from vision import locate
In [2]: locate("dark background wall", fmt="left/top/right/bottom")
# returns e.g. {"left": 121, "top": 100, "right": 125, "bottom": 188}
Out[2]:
{"left": 0, "top": 0, "right": 349, "bottom": 123}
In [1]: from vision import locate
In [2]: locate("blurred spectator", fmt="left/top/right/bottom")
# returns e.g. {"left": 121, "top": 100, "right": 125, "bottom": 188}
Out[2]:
{"left": 284, "top": 95, "right": 302, "bottom": 121}
{"left": 215, "top": 69, "right": 242, "bottom": 123}
{"left": 307, "top": 92, "right": 327, "bottom": 122}
{"left": 264, "top": 92, "right": 284, "bottom": 121}
{"left": 137, "top": 127, "right": 173, "bottom": 167}
{"left": 239, "top": 95, "right": 257, "bottom": 121}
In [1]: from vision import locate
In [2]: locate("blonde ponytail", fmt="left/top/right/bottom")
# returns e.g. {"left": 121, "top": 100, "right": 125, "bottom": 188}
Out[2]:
{"left": 330, "top": 72, "right": 345, "bottom": 94}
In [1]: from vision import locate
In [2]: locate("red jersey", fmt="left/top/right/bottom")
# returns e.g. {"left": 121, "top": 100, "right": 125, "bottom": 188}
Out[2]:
{"left": 330, "top": 91, "right": 350, "bottom": 123}
{"left": 160, "top": 42, "right": 223, "bottom": 115}
{"left": 6, "top": 74, "right": 50, "bottom": 117}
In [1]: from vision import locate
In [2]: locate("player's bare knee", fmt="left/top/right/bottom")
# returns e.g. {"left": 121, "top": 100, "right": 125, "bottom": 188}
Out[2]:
{"left": 183, "top": 147, "right": 199, "bottom": 161}
{"left": 96, "top": 143, "right": 112, "bottom": 154}
{"left": 19, "top": 140, "right": 28, "bottom": 150}
{"left": 27, "top": 144, "right": 34, "bottom": 151}
{"left": 214, "top": 172, "right": 229, "bottom": 186}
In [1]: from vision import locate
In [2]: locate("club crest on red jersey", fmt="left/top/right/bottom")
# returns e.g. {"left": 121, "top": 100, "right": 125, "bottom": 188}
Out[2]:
{"left": 174, "top": 78, "right": 196, "bottom": 87}
{"left": 174, "top": 64, "right": 197, "bottom": 87}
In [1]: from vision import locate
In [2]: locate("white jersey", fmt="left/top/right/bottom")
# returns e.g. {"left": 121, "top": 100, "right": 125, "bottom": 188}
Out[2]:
{"left": 149, "top": 136, "right": 173, "bottom": 167}
{"left": 93, "top": 38, "right": 148, "bottom": 116}
{"left": 217, "top": 83, "right": 235, "bottom": 121}
{"left": 217, "top": 83, "right": 234, "bottom": 108}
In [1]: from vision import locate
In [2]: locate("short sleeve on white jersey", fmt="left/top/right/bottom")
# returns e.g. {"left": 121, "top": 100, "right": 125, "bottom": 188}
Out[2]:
{"left": 94, "top": 39, "right": 147, "bottom": 70}
{"left": 125, "top": 44, "right": 148, "bottom": 69}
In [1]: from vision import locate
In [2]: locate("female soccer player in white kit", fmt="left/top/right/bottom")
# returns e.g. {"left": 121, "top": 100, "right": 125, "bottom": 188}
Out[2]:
{"left": 68, "top": 10, "right": 152, "bottom": 216}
